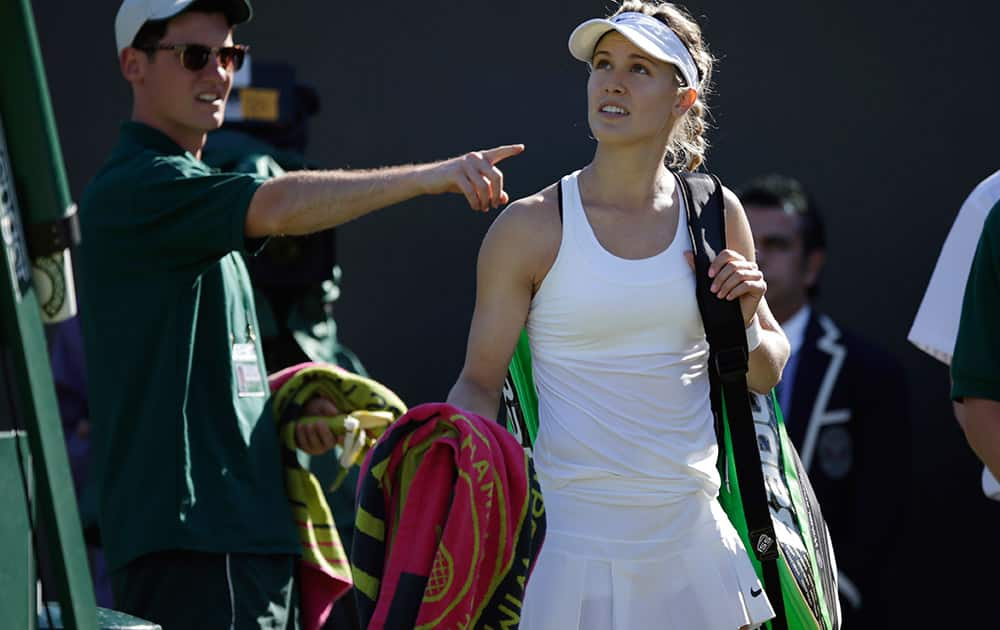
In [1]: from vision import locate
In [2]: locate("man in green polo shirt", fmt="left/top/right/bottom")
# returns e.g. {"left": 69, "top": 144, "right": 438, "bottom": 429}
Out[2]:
{"left": 78, "top": 1, "right": 524, "bottom": 628}
{"left": 952, "top": 202, "right": 1000, "bottom": 486}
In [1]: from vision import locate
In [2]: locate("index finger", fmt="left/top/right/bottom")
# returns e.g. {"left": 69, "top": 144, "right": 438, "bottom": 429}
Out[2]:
{"left": 482, "top": 144, "right": 525, "bottom": 165}
{"left": 707, "top": 249, "right": 743, "bottom": 277}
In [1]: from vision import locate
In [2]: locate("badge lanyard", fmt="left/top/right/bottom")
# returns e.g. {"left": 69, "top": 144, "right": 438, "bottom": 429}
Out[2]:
{"left": 230, "top": 250, "right": 267, "bottom": 398}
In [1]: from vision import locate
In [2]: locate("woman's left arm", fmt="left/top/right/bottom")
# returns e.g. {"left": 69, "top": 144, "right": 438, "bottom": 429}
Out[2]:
{"left": 707, "top": 186, "right": 790, "bottom": 393}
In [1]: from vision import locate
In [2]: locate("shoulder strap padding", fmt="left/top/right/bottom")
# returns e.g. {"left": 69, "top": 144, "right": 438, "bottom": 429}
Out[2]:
{"left": 679, "top": 171, "right": 787, "bottom": 630}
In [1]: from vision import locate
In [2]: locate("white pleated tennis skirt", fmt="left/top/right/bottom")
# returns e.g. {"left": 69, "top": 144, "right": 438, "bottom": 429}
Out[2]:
{"left": 521, "top": 477, "right": 776, "bottom": 630}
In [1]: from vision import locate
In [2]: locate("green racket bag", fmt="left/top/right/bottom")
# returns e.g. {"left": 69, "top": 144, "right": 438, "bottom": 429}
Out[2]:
{"left": 679, "top": 171, "right": 840, "bottom": 630}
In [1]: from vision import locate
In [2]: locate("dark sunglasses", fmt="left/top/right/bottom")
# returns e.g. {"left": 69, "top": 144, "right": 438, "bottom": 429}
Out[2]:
{"left": 140, "top": 43, "right": 248, "bottom": 72}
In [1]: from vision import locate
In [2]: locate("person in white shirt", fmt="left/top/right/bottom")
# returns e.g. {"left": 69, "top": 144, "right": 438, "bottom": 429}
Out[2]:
{"left": 908, "top": 168, "right": 1000, "bottom": 499}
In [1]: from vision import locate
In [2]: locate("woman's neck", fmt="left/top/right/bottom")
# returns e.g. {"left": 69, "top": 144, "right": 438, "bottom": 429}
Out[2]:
{"left": 581, "top": 142, "right": 674, "bottom": 210}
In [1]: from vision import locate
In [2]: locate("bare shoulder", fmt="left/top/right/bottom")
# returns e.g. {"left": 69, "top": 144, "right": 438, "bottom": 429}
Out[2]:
{"left": 720, "top": 184, "right": 747, "bottom": 222}
{"left": 489, "top": 182, "right": 561, "bottom": 238}
{"left": 470, "top": 185, "right": 562, "bottom": 293}
{"left": 720, "top": 183, "right": 754, "bottom": 260}
{"left": 484, "top": 182, "right": 562, "bottom": 255}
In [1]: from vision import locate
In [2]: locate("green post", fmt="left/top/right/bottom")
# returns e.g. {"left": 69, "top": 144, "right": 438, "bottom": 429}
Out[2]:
{"left": 0, "top": 121, "right": 96, "bottom": 630}
{"left": 0, "top": 0, "right": 96, "bottom": 628}
{"left": 0, "top": 0, "right": 79, "bottom": 323}
{"left": 0, "top": 432, "right": 36, "bottom": 630}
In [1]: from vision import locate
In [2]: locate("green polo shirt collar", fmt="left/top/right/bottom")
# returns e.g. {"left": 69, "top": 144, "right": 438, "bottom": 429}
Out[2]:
{"left": 120, "top": 121, "right": 195, "bottom": 158}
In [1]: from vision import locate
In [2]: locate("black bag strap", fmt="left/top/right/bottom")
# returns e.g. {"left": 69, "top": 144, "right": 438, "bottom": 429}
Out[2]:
{"left": 676, "top": 172, "right": 787, "bottom": 630}
{"left": 557, "top": 176, "right": 564, "bottom": 223}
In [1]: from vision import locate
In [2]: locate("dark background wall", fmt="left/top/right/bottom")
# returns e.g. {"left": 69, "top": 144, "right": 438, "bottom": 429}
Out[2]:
{"left": 31, "top": 0, "right": 999, "bottom": 624}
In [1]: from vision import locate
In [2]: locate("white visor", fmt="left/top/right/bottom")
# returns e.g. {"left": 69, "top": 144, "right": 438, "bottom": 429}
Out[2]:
{"left": 568, "top": 11, "right": 700, "bottom": 92}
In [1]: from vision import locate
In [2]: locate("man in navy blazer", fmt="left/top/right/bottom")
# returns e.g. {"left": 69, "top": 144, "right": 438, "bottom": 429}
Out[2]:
{"left": 739, "top": 174, "right": 911, "bottom": 629}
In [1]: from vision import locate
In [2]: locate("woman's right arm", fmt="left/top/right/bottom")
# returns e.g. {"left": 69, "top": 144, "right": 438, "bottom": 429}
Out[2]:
{"left": 447, "top": 188, "right": 559, "bottom": 420}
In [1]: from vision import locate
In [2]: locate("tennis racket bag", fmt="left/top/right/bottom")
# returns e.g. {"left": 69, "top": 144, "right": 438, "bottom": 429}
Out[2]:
{"left": 678, "top": 171, "right": 840, "bottom": 630}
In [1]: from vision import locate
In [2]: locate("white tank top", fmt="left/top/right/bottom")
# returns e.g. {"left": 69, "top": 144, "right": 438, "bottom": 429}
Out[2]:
{"left": 527, "top": 170, "right": 720, "bottom": 504}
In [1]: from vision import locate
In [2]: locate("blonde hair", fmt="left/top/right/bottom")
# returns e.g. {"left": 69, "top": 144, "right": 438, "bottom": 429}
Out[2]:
{"left": 612, "top": 1, "right": 715, "bottom": 171}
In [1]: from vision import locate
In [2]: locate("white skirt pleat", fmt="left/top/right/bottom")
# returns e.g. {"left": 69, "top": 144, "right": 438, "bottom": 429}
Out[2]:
{"left": 521, "top": 481, "right": 775, "bottom": 630}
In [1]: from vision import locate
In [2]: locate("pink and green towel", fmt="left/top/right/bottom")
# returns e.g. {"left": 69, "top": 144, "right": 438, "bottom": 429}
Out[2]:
{"left": 351, "top": 402, "right": 546, "bottom": 629}
{"left": 269, "top": 362, "right": 407, "bottom": 630}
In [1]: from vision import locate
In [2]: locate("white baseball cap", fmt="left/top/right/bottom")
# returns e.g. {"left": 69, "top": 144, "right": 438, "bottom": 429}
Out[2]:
{"left": 568, "top": 11, "right": 701, "bottom": 92}
{"left": 115, "top": 0, "right": 253, "bottom": 55}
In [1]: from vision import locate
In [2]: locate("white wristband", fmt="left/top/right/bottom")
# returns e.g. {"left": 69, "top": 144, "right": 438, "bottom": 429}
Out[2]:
{"left": 745, "top": 314, "right": 763, "bottom": 353}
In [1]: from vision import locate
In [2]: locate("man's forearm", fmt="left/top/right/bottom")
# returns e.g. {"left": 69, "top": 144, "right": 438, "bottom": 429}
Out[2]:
{"left": 245, "top": 144, "right": 524, "bottom": 237}
{"left": 247, "top": 164, "right": 433, "bottom": 237}
{"left": 962, "top": 397, "right": 1000, "bottom": 479}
